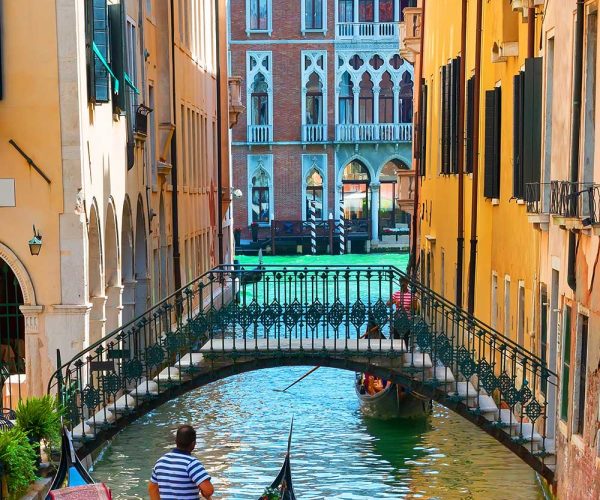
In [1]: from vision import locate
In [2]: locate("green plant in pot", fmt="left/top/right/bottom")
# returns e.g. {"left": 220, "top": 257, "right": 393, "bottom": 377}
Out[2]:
{"left": 15, "top": 395, "right": 62, "bottom": 464}
{"left": 0, "top": 426, "right": 37, "bottom": 498}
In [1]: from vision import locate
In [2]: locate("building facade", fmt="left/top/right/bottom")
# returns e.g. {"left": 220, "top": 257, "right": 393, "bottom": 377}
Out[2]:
{"left": 413, "top": 0, "right": 600, "bottom": 497}
{"left": 228, "top": 0, "right": 416, "bottom": 247}
{"left": 0, "top": 0, "right": 232, "bottom": 403}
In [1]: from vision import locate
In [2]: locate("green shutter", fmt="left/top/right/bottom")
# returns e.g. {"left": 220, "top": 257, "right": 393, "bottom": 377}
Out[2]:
{"left": 484, "top": 90, "right": 496, "bottom": 198}
{"left": 450, "top": 57, "right": 460, "bottom": 174}
{"left": 513, "top": 73, "right": 523, "bottom": 198}
{"left": 109, "top": 1, "right": 126, "bottom": 112}
{"left": 560, "top": 305, "right": 572, "bottom": 421}
{"left": 465, "top": 77, "right": 474, "bottom": 174}
{"left": 523, "top": 57, "right": 543, "bottom": 201}
{"left": 420, "top": 82, "right": 428, "bottom": 176}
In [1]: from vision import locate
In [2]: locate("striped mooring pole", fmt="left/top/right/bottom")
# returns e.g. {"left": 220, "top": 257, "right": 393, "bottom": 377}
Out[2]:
{"left": 309, "top": 202, "right": 317, "bottom": 255}
{"left": 339, "top": 200, "right": 345, "bottom": 255}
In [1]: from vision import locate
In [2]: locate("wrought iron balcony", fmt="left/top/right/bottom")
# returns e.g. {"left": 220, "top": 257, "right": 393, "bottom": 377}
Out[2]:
{"left": 302, "top": 124, "right": 328, "bottom": 143}
{"left": 335, "top": 123, "right": 412, "bottom": 143}
{"left": 550, "top": 180, "right": 599, "bottom": 221}
{"left": 336, "top": 22, "right": 397, "bottom": 40}
{"left": 248, "top": 124, "right": 273, "bottom": 144}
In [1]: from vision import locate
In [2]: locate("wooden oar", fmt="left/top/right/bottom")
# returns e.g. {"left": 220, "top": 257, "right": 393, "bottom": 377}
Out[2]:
{"left": 274, "top": 366, "right": 320, "bottom": 392}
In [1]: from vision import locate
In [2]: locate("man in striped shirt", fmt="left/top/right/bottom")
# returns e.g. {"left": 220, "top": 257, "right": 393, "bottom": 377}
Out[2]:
{"left": 149, "top": 425, "right": 214, "bottom": 500}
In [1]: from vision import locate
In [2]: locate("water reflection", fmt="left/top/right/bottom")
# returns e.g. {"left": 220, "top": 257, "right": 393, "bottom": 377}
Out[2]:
{"left": 92, "top": 367, "right": 542, "bottom": 499}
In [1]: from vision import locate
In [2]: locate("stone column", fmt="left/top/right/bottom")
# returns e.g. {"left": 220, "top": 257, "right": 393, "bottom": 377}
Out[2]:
{"left": 371, "top": 182, "right": 380, "bottom": 242}
{"left": 19, "top": 305, "right": 43, "bottom": 398}
{"left": 89, "top": 295, "right": 107, "bottom": 346}
{"left": 105, "top": 284, "right": 124, "bottom": 333}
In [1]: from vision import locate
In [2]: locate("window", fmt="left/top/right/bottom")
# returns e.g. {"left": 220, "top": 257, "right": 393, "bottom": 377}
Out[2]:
{"left": 419, "top": 82, "right": 428, "bottom": 176}
{"left": 379, "top": 0, "right": 395, "bottom": 22}
{"left": 251, "top": 73, "right": 269, "bottom": 125}
{"left": 491, "top": 273, "right": 498, "bottom": 329}
{"left": 359, "top": 73, "right": 374, "bottom": 123}
{"left": 574, "top": 314, "right": 588, "bottom": 434}
{"left": 399, "top": 71, "right": 414, "bottom": 123}
{"left": 339, "top": 0, "right": 354, "bottom": 23}
{"left": 248, "top": 0, "right": 269, "bottom": 32}
{"left": 252, "top": 169, "right": 270, "bottom": 223}
{"left": 359, "top": 0, "right": 374, "bottom": 22}
{"left": 305, "top": 169, "right": 324, "bottom": 219}
{"left": 306, "top": 73, "right": 323, "bottom": 124}
{"left": 543, "top": 38, "right": 555, "bottom": 211}
{"left": 484, "top": 87, "right": 502, "bottom": 199}
{"left": 304, "top": 0, "right": 323, "bottom": 30}
{"left": 504, "top": 276, "right": 510, "bottom": 336}
{"left": 560, "top": 305, "right": 572, "bottom": 421}
{"left": 583, "top": 10, "right": 597, "bottom": 186}
{"left": 339, "top": 72, "right": 354, "bottom": 124}
{"left": 379, "top": 72, "right": 394, "bottom": 123}
{"left": 86, "top": 0, "right": 112, "bottom": 103}
{"left": 540, "top": 285, "right": 548, "bottom": 397}
{"left": 440, "top": 58, "right": 460, "bottom": 174}
{"left": 126, "top": 18, "right": 138, "bottom": 119}
{"left": 513, "top": 58, "right": 543, "bottom": 200}
{"left": 517, "top": 282, "right": 525, "bottom": 346}
{"left": 465, "top": 77, "right": 475, "bottom": 174}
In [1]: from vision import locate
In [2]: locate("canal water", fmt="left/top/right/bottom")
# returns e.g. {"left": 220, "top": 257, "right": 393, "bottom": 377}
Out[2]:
{"left": 92, "top": 254, "right": 543, "bottom": 499}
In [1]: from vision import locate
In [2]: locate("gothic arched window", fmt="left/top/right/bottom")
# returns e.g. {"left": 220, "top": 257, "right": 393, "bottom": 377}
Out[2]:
{"left": 305, "top": 169, "right": 324, "bottom": 219}
{"left": 379, "top": 71, "right": 394, "bottom": 123}
{"left": 251, "top": 73, "right": 269, "bottom": 125}
{"left": 306, "top": 73, "right": 323, "bottom": 125}
{"left": 339, "top": 72, "right": 354, "bottom": 124}
{"left": 399, "top": 72, "right": 414, "bottom": 123}
{"left": 251, "top": 169, "right": 270, "bottom": 223}
{"left": 359, "top": 72, "right": 374, "bottom": 123}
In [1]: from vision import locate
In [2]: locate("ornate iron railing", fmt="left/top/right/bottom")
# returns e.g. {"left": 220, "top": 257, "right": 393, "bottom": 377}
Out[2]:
{"left": 549, "top": 180, "right": 600, "bottom": 221}
{"left": 48, "top": 265, "right": 557, "bottom": 475}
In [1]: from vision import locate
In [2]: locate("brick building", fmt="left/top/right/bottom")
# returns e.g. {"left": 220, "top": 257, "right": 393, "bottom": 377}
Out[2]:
{"left": 228, "top": 0, "right": 416, "bottom": 246}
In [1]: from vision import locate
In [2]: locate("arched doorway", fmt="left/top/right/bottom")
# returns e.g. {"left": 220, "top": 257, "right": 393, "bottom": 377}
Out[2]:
{"left": 378, "top": 159, "right": 411, "bottom": 235}
{"left": 342, "top": 160, "right": 371, "bottom": 222}
{"left": 88, "top": 203, "right": 105, "bottom": 347}
{"left": 134, "top": 198, "right": 149, "bottom": 318}
{"left": 305, "top": 169, "right": 323, "bottom": 219}
{"left": 0, "top": 259, "right": 25, "bottom": 377}
{"left": 121, "top": 199, "right": 135, "bottom": 325}
{"left": 158, "top": 195, "right": 168, "bottom": 300}
{"left": 105, "top": 202, "right": 121, "bottom": 333}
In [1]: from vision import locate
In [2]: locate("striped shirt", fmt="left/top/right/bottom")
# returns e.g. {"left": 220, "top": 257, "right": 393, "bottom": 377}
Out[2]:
{"left": 150, "top": 448, "right": 211, "bottom": 500}
{"left": 392, "top": 290, "right": 414, "bottom": 316}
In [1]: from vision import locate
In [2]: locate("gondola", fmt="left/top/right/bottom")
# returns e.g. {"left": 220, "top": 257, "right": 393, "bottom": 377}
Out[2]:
{"left": 46, "top": 427, "right": 96, "bottom": 498}
{"left": 258, "top": 420, "right": 296, "bottom": 500}
{"left": 235, "top": 251, "right": 265, "bottom": 286}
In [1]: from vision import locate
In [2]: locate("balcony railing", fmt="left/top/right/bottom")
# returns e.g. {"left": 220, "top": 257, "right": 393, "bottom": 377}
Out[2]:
{"left": 302, "top": 124, "right": 328, "bottom": 143}
{"left": 248, "top": 124, "right": 273, "bottom": 143}
{"left": 336, "top": 22, "right": 397, "bottom": 40}
{"left": 336, "top": 123, "right": 413, "bottom": 143}
{"left": 526, "top": 181, "right": 600, "bottom": 223}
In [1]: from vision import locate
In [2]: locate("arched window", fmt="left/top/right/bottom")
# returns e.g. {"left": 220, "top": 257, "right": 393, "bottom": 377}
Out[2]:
{"left": 399, "top": 72, "right": 414, "bottom": 123}
{"left": 0, "top": 259, "right": 25, "bottom": 374}
{"left": 379, "top": 71, "right": 394, "bottom": 123}
{"left": 342, "top": 161, "right": 371, "bottom": 221}
{"left": 251, "top": 73, "right": 269, "bottom": 125}
{"left": 359, "top": 73, "right": 374, "bottom": 123}
{"left": 306, "top": 73, "right": 323, "bottom": 125}
{"left": 339, "top": 72, "right": 354, "bottom": 124}
{"left": 378, "top": 159, "right": 410, "bottom": 229}
{"left": 305, "top": 169, "right": 324, "bottom": 219}
{"left": 252, "top": 169, "right": 270, "bottom": 223}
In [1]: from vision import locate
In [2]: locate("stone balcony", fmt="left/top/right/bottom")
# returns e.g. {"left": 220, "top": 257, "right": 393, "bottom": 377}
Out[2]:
{"left": 335, "top": 123, "right": 412, "bottom": 143}
{"left": 399, "top": 7, "right": 422, "bottom": 63}
{"left": 336, "top": 22, "right": 397, "bottom": 41}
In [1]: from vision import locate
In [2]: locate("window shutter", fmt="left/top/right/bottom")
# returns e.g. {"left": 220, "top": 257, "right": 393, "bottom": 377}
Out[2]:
{"left": 465, "top": 77, "right": 474, "bottom": 174}
{"left": 524, "top": 57, "right": 543, "bottom": 201}
{"left": 442, "top": 64, "right": 450, "bottom": 173}
{"left": 109, "top": 2, "right": 126, "bottom": 112}
{"left": 450, "top": 57, "right": 460, "bottom": 173}
{"left": 420, "top": 82, "right": 428, "bottom": 176}
{"left": 513, "top": 73, "right": 523, "bottom": 198}
{"left": 86, "top": 0, "right": 110, "bottom": 103}
{"left": 493, "top": 87, "right": 502, "bottom": 198}
{"left": 0, "top": 7, "right": 3, "bottom": 100}
{"left": 484, "top": 90, "right": 497, "bottom": 198}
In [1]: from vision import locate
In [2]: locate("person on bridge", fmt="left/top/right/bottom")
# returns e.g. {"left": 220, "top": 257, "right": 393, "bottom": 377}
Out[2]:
{"left": 149, "top": 425, "right": 215, "bottom": 500}
{"left": 390, "top": 278, "right": 418, "bottom": 348}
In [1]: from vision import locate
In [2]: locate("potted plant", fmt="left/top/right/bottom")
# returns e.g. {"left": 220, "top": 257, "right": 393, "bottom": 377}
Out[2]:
{"left": 15, "top": 395, "right": 62, "bottom": 465}
{"left": 0, "top": 426, "right": 37, "bottom": 498}
{"left": 250, "top": 222, "right": 259, "bottom": 242}
{"left": 234, "top": 227, "right": 242, "bottom": 246}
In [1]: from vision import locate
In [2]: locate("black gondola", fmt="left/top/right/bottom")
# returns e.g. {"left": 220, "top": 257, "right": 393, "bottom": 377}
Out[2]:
{"left": 46, "top": 427, "right": 94, "bottom": 498}
{"left": 258, "top": 420, "right": 296, "bottom": 500}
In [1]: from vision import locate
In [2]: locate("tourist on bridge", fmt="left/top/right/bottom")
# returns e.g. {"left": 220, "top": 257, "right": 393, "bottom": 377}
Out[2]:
{"left": 390, "top": 278, "right": 418, "bottom": 348}
{"left": 149, "top": 425, "right": 215, "bottom": 500}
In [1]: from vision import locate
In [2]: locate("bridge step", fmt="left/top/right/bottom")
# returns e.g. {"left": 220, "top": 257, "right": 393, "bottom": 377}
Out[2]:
{"left": 402, "top": 352, "right": 433, "bottom": 369}
{"left": 446, "top": 381, "right": 477, "bottom": 401}
{"left": 107, "top": 393, "right": 138, "bottom": 414}
{"left": 200, "top": 338, "right": 407, "bottom": 353}
{"left": 132, "top": 380, "right": 160, "bottom": 397}
{"left": 427, "top": 365, "right": 456, "bottom": 384}
{"left": 72, "top": 422, "right": 95, "bottom": 442}
{"left": 468, "top": 395, "right": 498, "bottom": 413}
{"left": 86, "top": 409, "right": 116, "bottom": 428}
{"left": 483, "top": 408, "right": 520, "bottom": 427}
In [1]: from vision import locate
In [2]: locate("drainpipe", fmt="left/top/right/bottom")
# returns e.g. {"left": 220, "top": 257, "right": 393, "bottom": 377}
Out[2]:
{"left": 410, "top": 0, "right": 426, "bottom": 277}
{"left": 568, "top": 0, "right": 585, "bottom": 291}
{"left": 467, "top": 0, "right": 483, "bottom": 315}
{"left": 456, "top": 0, "right": 467, "bottom": 307}
{"left": 215, "top": 0, "right": 224, "bottom": 265}
{"left": 169, "top": 0, "right": 182, "bottom": 290}
{"left": 527, "top": 7, "right": 535, "bottom": 59}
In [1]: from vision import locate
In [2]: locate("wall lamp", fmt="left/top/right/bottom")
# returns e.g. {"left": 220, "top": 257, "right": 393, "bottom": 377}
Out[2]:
{"left": 232, "top": 188, "right": 243, "bottom": 199}
{"left": 28, "top": 226, "right": 42, "bottom": 256}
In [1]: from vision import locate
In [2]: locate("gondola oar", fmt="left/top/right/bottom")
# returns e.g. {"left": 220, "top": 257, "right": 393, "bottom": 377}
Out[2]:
{"left": 274, "top": 366, "right": 320, "bottom": 392}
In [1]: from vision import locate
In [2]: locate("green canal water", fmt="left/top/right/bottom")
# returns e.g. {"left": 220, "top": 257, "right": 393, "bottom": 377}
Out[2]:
{"left": 92, "top": 253, "right": 543, "bottom": 499}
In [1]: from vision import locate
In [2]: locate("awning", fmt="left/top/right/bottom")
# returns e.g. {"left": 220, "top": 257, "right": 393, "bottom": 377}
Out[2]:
{"left": 124, "top": 73, "right": 140, "bottom": 95}
{"left": 92, "top": 41, "right": 119, "bottom": 94}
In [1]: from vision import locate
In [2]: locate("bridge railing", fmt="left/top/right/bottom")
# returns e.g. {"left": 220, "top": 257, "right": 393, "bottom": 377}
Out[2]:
{"left": 47, "top": 264, "right": 557, "bottom": 464}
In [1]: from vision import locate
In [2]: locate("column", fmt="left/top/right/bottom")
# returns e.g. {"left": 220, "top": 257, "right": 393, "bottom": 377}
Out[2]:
{"left": 19, "top": 306, "right": 43, "bottom": 398}
{"left": 371, "top": 182, "right": 380, "bottom": 242}
{"left": 122, "top": 279, "right": 137, "bottom": 325}
{"left": 89, "top": 295, "right": 107, "bottom": 346}
{"left": 105, "top": 284, "right": 124, "bottom": 333}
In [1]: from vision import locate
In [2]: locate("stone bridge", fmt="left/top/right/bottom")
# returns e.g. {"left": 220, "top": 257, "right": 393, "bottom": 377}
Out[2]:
{"left": 48, "top": 265, "right": 557, "bottom": 483}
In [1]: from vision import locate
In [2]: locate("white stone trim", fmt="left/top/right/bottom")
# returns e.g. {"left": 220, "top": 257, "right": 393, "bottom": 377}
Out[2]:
{"left": 301, "top": 50, "right": 328, "bottom": 130}
{"left": 247, "top": 154, "right": 274, "bottom": 226}
{"left": 301, "top": 154, "right": 328, "bottom": 220}
{"left": 0, "top": 241, "right": 37, "bottom": 305}
{"left": 246, "top": 51, "right": 274, "bottom": 137}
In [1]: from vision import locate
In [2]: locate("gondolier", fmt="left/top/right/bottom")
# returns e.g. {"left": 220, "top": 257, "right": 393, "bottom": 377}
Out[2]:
{"left": 149, "top": 425, "right": 214, "bottom": 500}
{"left": 390, "top": 277, "right": 418, "bottom": 347}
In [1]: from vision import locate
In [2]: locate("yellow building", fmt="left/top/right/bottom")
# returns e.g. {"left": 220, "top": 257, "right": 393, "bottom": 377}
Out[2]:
{"left": 0, "top": 0, "right": 232, "bottom": 402}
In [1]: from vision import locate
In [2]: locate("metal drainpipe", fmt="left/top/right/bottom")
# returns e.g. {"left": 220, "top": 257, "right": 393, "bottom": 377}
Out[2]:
{"left": 456, "top": 0, "right": 467, "bottom": 307}
{"left": 169, "top": 0, "right": 182, "bottom": 291}
{"left": 568, "top": 0, "right": 585, "bottom": 291}
{"left": 410, "top": 0, "right": 426, "bottom": 277}
{"left": 527, "top": 7, "right": 535, "bottom": 58}
{"left": 467, "top": 0, "right": 483, "bottom": 315}
{"left": 215, "top": 0, "right": 224, "bottom": 265}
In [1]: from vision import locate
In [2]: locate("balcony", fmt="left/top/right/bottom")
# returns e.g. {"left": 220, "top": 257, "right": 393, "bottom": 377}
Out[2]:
{"left": 335, "top": 123, "right": 413, "bottom": 143}
{"left": 228, "top": 77, "right": 244, "bottom": 129}
{"left": 302, "top": 124, "right": 328, "bottom": 143}
{"left": 399, "top": 7, "right": 422, "bottom": 63}
{"left": 336, "top": 22, "right": 397, "bottom": 41}
{"left": 248, "top": 124, "right": 273, "bottom": 144}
